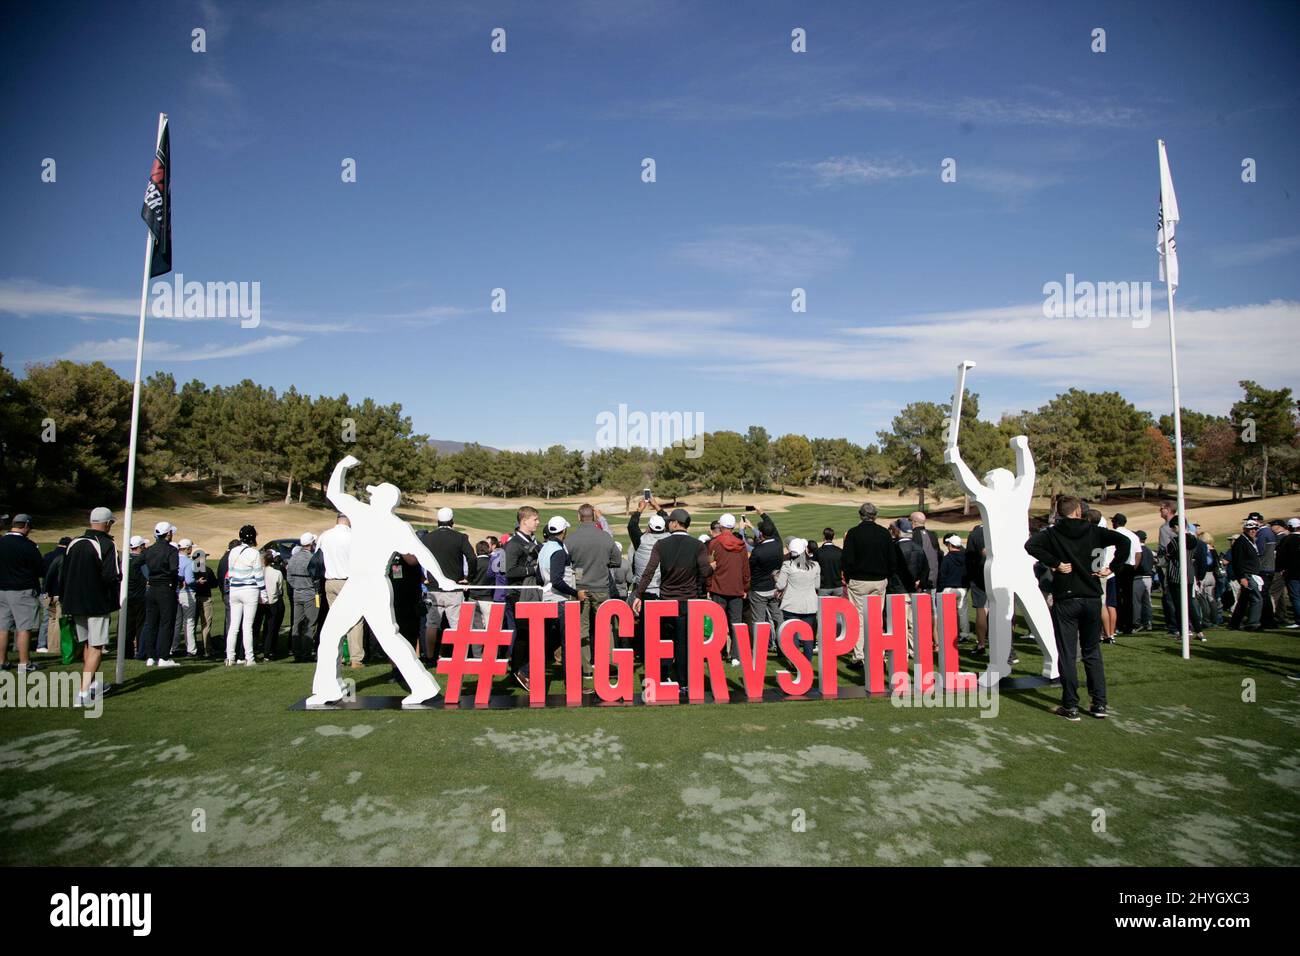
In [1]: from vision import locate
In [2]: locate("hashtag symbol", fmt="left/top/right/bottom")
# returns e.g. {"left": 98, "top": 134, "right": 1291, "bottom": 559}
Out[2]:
{"left": 435, "top": 602, "right": 512, "bottom": 706}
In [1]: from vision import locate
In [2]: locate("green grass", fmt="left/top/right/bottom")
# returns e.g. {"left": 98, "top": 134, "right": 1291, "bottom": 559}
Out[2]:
{"left": 2, "top": 591, "right": 1298, "bottom": 866}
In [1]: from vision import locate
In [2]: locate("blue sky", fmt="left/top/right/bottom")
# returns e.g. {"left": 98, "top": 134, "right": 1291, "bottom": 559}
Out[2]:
{"left": 2, "top": 0, "right": 1298, "bottom": 453}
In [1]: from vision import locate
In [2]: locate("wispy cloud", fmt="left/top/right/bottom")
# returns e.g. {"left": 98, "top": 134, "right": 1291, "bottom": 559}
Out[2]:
{"left": 0, "top": 279, "right": 136, "bottom": 320}
{"left": 1213, "top": 234, "right": 1300, "bottom": 267}
{"left": 60, "top": 334, "right": 303, "bottom": 362}
{"left": 779, "top": 155, "right": 923, "bottom": 187}
{"left": 671, "top": 226, "right": 849, "bottom": 279}
{"left": 556, "top": 299, "right": 1300, "bottom": 414}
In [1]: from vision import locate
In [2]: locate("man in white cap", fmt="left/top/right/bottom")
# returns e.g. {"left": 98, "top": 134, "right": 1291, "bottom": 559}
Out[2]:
{"left": 628, "top": 499, "right": 670, "bottom": 661}
{"left": 707, "top": 513, "right": 749, "bottom": 664}
{"left": 60, "top": 508, "right": 122, "bottom": 702}
{"left": 169, "top": 538, "right": 198, "bottom": 657}
{"left": 124, "top": 535, "right": 149, "bottom": 658}
{"left": 935, "top": 533, "right": 970, "bottom": 640}
{"left": 286, "top": 532, "right": 320, "bottom": 662}
{"left": 418, "top": 507, "right": 477, "bottom": 660}
{"left": 538, "top": 515, "right": 589, "bottom": 688}
{"left": 1230, "top": 519, "right": 1265, "bottom": 631}
{"left": 0, "top": 514, "right": 44, "bottom": 673}
{"left": 138, "top": 521, "right": 180, "bottom": 667}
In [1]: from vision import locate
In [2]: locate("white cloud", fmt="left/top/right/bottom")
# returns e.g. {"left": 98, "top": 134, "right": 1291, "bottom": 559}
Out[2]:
{"left": 0, "top": 279, "right": 136, "bottom": 319}
{"left": 671, "top": 226, "right": 849, "bottom": 279}
{"left": 557, "top": 299, "right": 1300, "bottom": 416}
{"left": 60, "top": 334, "right": 303, "bottom": 362}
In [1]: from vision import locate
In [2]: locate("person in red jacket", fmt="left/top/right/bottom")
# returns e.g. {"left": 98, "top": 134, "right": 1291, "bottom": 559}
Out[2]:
{"left": 707, "top": 513, "right": 750, "bottom": 665}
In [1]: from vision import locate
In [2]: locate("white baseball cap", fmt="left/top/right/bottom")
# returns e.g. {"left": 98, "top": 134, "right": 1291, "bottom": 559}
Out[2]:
{"left": 698, "top": 533, "right": 711, "bottom": 543}
{"left": 546, "top": 516, "right": 569, "bottom": 534}
{"left": 718, "top": 513, "right": 736, "bottom": 529}
{"left": 1288, "top": 518, "right": 1300, "bottom": 530}
{"left": 788, "top": 537, "right": 808, "bottom": 556}
{"left": 129, "top": 535, "right": 146, "bottom": 548}
{"left": 943, "top": 533, "right": 962, "bottom": 547}
{"left": 300, "top": 531, "right": 316, "bottom": 545}
{"left": 436, "top": 507, "right": 454, "bottom": 522}
{"left": 1243, "top": 519, "right": 1260, "bottom": 529}
{"left": 89, "top": 506, "right": 114, "bottom": 523}
{"left": 178, "top": 538, "right": 193, "bottom": 549}
{"left": 154, "top": 520, "right": 171, "bottom": 535}
{"left": 648, "top": 514, "right": 666, "bottom": 532}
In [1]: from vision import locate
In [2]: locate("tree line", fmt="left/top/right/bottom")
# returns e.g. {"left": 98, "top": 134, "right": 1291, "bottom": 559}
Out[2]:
{"left": 1, "top": 354, "right": 1295, "bottom": 512}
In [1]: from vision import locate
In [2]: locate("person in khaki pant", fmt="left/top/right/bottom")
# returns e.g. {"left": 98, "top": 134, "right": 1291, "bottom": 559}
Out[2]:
{"left": 192, "top": 549, "right": 215, "bottom": 655}
{"left": 318, "top": 515, "right": 365, "bottom": 667}
{"left": 839, "top": 502, "right": 901, "bottom": 670}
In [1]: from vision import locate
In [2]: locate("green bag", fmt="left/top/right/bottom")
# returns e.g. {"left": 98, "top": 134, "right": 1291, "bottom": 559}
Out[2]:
{"left": 60, "top": 617, "right": 76, "bottom": 665}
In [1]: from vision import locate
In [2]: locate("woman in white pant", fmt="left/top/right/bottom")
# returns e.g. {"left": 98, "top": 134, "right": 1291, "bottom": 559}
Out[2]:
{"left": 225, "top": 524, "right": 268, "bottom": 666}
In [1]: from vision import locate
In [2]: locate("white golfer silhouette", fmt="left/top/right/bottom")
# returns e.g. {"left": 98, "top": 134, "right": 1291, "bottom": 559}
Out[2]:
{"left": 946, "top": 436, "right": 1059, "bottom": 686}
{"left": 306, "top": 455, "right": 457, "bottom": 708}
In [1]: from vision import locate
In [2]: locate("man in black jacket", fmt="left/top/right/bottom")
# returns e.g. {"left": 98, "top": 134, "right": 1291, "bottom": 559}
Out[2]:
{"left": 1025, "top": 495, "right": 1131, "bottom": 721}
{"left": 0, "top": 514, "right": 44, "bottom": 673}
{"left": 1229, "top": 520, "right": 1264, "bottom": 631}
{"left": 419, "top": 508, "right": 477, "bottom": 660}
{"left": 138, "top": 521, "right": 180, "bottom": 668}
{"left": 503, "top": 507, "right": 542, "bottom": 691}
{"left": 60, "top": 507, "right": 122, "bottom": 700}
{"left": 38, "top": 537, "right": 70, "bottom": 654}
{"left": 840, "top": 503, "right": 901, "bottom": 670}
{"left": 746, "top": 510, "right": 783, "bottom": 651}
{"left": 125, "top": 536, "right": 148, "bottom": 659}
{"left": 812, "top": 528, "right": 842, "bottom": 597}
{"left": 634, "top": 508, "right": 714, "bottom": 693}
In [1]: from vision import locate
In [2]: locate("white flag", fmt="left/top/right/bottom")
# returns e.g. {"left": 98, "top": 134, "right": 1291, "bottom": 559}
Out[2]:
{"left": 1158, "top": 139, "right": 1180, "bottom": 293}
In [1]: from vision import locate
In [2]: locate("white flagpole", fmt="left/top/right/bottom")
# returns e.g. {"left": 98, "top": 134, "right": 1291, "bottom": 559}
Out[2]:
{"left": 115, "top": 111, "right": 166, "bottom": 685}
{"left": 1158, "top": 139, "right": 1191, "bottom": 661}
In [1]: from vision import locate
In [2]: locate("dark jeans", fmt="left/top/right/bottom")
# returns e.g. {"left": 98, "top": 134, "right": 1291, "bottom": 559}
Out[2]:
{"left": 1051, "top": 596, "right": 1106, "bottom": 711}
{"left": 1231, "top": 580, "right": 1263, "bottom": 630}
{"left": 260, "top": 600, "right": 284, "bottom": 659}
{"left": 1160, "top": 578, "right": 1177, "bottom": 633}
{"left": 125, "top": 595, "right": 145, "bottom": 660}
{"left": 711, "top": 594, "right": 743, "bottom": 657}
{"left": 785, "top": 610, "right": 817, "bottom": 662}
{"left": 138, "top": 585, "right": 178, "bottom": 661}
{"left": 657, "top": 599, "right": 692, "bottom": 691}
{"left": 1115, "top": 565, "right": 1135, "bottom": 632}
{"left": 1260, "top": 573, "right": 1277, "bottom": 628}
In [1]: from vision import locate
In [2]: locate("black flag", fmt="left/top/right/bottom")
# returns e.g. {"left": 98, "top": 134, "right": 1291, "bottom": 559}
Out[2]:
{"left": 140, "top": 118, "right": 171, "bottom": 278}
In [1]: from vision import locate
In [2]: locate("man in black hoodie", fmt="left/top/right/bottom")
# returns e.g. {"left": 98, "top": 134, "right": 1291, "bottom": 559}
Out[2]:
{"left": 634, "top": 508, "right": 714, "bottom": 692}
{"left": 1025, "top": 496, "right": 1131, "bottom": 721}
{"left": 840, "top": 502, "right": 901, "bottom": 671}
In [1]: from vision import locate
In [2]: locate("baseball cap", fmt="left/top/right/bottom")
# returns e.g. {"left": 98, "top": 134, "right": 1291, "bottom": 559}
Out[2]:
{"left": 1243, "top": 519, "right": 1260, "bottom": 529}
{"left": 436, "top": 507, "right": 454, "bottom": 522}
{"left": 718, "top": 513, "right": 736, "bottom": 529}
{"left": 647, "top": 514, "right": 666, "bottom": 532}
{"left": 669, "top": 508, "right": 691, "bottom": 528}
{"left": 1268, "top": 518, "right": 1286, "bottom": 527}
{"left": 943, "top": 533, "right": 962, "bottom": 547}
{"left": 57, "top": 536, "right": 72, "bottom": 546}
{"left": 698, "top": 533, "right": 711, "bottom": 542}
{"left": 300, "top": 532, "right": 316, "bottom": 545}
{"left": 11, "top": 513, "right": 32, "bottom": 526}
{"left": 129, "top": 535, "right": 146, "bottom": 548}
{"left": 894, "top": 517, "right": 913, "bottom": 533}
{"left": 89, "top": 506, "right": 114, "bottom": 523}
{"left": 546, "top": 516, "right": 569, "bottom": 534}
{"left": 1288, "top": 518, "right": 1300, "bottom": 530}
{"left": 1246, "top": 511, "right": 1265, "bottom": 522}
{"left": 178, "top": 538, "right": 193, "bottom": 549}
{"left": 154, "top": 520, "right": 171, "bottom": 535}
{"left": 788, "top": 537, "right": 808, "bottom": 556}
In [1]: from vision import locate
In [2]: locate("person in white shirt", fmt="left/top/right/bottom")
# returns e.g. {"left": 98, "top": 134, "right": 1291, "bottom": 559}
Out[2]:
{"left": 1110, "top": 513, "right": 1142, "bottom": 637}
{"left": 225, "top": 525, "right": 268, "bottom": 666}
{"left": 775, "top": 538, "right": 820, "bottom": 663}
{"left": 317, "top": 514, "right": 365, "bottom": 668}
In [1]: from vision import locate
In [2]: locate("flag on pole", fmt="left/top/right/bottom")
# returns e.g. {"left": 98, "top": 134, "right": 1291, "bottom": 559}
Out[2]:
{"left": 1157, "top": 139, "right": 1179, "bottom": 293}
{"left": 141, "top": 117, "right": 171, "bottom": 278}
